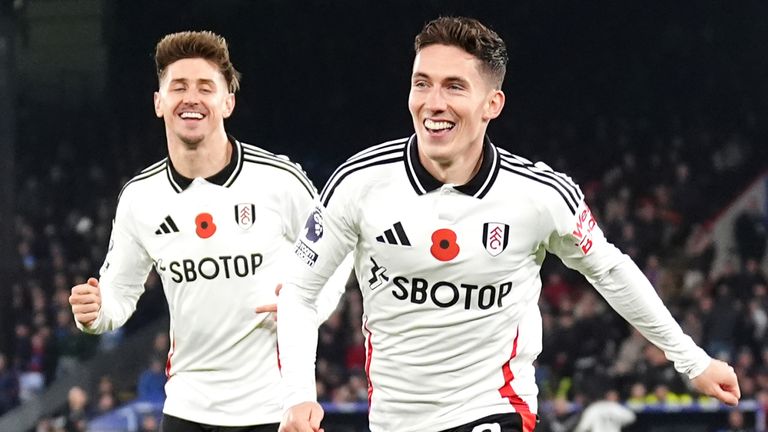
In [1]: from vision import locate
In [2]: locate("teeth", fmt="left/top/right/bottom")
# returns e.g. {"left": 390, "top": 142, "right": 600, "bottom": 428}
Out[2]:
{"left": 425, "top": 119, "right": 454, "bottom": 131}
{"left": 180, "top": 112, "right": 204, "bottom": 119}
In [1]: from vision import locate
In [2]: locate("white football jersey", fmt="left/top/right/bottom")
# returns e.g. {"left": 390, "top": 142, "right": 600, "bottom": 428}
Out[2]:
{"left": 79, "top": 138, "right": 346, "bottom": 426}
{"left": 278, "top": 135, "right": 711, "bottom": 432}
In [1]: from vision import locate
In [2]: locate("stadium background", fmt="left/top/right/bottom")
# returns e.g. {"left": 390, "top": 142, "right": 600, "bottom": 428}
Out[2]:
{"left": 1, "top": 0, "right": 768, "bottom": 431}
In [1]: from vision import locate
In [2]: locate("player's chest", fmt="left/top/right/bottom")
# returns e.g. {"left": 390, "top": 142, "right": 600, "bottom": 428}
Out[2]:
{"left": 136, "top": 187, "right": 285, "bottom": 257}
{"left": 358, "top": 188, "right": 543, "bottom": 267}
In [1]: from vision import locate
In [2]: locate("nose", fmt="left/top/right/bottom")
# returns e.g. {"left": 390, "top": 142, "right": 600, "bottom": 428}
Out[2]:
{"left": 424, "top": 87, "right": 446, "bottom": 112}
{"left": 181, "top": 89, "right": 200, "bottom": 105}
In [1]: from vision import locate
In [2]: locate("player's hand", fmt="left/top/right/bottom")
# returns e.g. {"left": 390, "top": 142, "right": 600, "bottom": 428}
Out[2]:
{"left": 690, "top": 359, "right": 741, "bottom": 406}
{"left": 69, "top": 277, "right": 102, "bottom": 327}
{"left": 279, "top": 401, "right": 324, "bottom": 432}
{"left": 254, "top": 283, "right": 283, "bottom": 318}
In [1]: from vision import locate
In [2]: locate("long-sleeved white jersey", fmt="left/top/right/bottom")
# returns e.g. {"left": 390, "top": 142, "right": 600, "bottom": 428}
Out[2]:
{"left": 278, "top": 135, "right": 712, "bottom": 432}
{"left": 78, "top": 138, "right": 347, "bottom": 426}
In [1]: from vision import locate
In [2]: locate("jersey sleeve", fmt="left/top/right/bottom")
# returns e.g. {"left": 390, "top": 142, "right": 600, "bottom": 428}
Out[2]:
{"left": 276, "top": 164, "right": 350, "bottom": 325}
{"left": 278, "top": 176, "right": 359, "bottom": 408}
{"left": 543, "top": 182, "right": 711, "bottom": 380}
{"left": 77, "top": 190, "right": 154, "bottom": 334}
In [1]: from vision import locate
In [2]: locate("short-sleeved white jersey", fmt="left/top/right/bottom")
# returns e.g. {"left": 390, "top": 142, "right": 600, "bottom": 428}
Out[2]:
{"left": 278, "top": 135, "right": 711, "bottom": 432}
{"left": 80, "top": 137, "right": 343, "bottom": 426}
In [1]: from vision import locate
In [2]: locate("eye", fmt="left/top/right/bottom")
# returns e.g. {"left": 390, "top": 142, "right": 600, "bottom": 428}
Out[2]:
{"left": 200, "top": 87, "right": 213, "bottom": 94}
{"left": 412, "top": 80, "right": 428, "bottom": 89}
{"left": 448, "top": 83, "right": 464, "bottom": 91}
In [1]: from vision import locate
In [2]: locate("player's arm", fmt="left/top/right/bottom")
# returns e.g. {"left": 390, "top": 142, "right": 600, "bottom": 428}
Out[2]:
{"left": 279, "top": 193, "right": 358, "bottom": 431}
{"left": 70, "top": 190, "right": 154, "bottom": 334}
{"left": 545, "top": 197, "right": 739, "bottom": 405}
{"left": 313, "top": 252, "right": 354, "bottom": 325}
{"left": 278, "top": 167, "right": 354, "bottom": 325}
{"left": 254, "top": 253, "right": 353, "bottom": 325}
{"left": 279, "top": 202, "right": 356, "bottom": 399}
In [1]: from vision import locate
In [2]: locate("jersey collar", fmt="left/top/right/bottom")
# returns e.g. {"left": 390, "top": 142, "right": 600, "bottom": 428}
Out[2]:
{"left": 404, "top": 134, "right": 500, "bottom": 199}
{"left": 166, "top": 135, "right": 244, "bottom": 192}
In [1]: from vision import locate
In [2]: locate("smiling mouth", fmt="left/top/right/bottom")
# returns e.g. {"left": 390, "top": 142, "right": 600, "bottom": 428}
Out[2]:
{"left": 424, "top": 119, "right": 455, "bottom": 133}
{"left": 179, "top": 112, "right": 205, "bottom": 120}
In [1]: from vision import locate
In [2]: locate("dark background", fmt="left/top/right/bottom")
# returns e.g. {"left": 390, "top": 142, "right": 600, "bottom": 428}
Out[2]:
{"left": 38, "top": 0, "right": 767, "bottom": 188}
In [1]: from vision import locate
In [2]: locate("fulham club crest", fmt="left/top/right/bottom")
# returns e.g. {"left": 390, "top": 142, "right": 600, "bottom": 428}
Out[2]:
{"left": 483, "top": 222, "right": 509, "bottom": 257}
{"left": 235, "top": 203, "right": 256, "bottom": 230}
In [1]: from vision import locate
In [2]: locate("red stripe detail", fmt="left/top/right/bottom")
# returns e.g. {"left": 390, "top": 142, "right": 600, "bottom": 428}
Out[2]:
{"left": 276, "top": 338, "right": 282, "bottom": 372}
{"left": 275, "top": 315, "right": 282, "bottom": 371}
{"left": 165, "top": 337, "right": 175, "bottom": 378}
{"left": 498, "top": 329, "right": 531, "bottom": 414}
{"left": 520, "top": 412, "right": 537, "bottom": 432}
{"left": 363, "top": 319, "right": 374, "bottom": 410}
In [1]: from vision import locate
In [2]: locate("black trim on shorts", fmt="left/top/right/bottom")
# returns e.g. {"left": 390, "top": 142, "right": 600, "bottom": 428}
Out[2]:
{"left": 161, "top": 413, "right": 279, "bottom": 432}
{"left": 439, "top": 412, "right": 538, "bottom": 432}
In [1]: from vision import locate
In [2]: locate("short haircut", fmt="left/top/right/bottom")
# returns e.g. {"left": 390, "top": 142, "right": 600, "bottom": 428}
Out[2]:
{"left": 414, "top": 17, "right": 508, "bottom": 89}
{"left": 155, "top": 30, "right": 241, "bottom": 93}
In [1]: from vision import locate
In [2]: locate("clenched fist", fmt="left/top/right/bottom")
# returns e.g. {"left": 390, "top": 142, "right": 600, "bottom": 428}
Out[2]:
{"left": 69, "top": 277, "right": 102, "bottom": 327}
{"left": 690, "top": 359, "right": 741, "bottom": 406}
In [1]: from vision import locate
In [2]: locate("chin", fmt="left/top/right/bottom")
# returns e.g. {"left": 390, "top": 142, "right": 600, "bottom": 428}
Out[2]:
{"left": 178, "top": 133, "right": 205, "bottom": 148}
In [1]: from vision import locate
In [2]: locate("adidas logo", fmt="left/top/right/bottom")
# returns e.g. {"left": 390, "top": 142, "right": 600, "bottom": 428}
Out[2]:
{"left": 376, "top": 222, "right": 411, "bottom": 246}
{"left": 155, "top": 216, "right": 180, "bottom": 235}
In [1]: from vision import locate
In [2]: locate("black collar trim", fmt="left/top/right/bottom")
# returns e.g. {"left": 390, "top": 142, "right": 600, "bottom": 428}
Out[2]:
{"left": 166, "top": 135, "right": 243, "bottom": 192}
{"left": 404, "top": 134, "right": 500, "bottom": 198}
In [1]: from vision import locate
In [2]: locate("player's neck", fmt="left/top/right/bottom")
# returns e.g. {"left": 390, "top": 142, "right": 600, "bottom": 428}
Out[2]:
{"left": 420, "top": 142, "right": 484, "bottom": 186}
{"left": 167, "top": 131, "right": 232, "bottom": 179}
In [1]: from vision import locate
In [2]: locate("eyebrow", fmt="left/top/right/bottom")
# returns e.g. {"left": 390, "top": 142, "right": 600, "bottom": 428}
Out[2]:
{"left": 169, "top": 78, "right": 217, "bottom": 87}
{"left": 411, "top": 72, "right": 470, "bottom": 87}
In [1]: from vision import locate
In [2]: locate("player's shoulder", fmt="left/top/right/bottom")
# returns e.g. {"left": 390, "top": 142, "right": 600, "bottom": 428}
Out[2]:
{"left": 238, "top": 140, "right": 316, "bottom": 198}
{"left": 239, "top": 141, "right": 305, "bottom": 173}
{"left": 117, "top": 158, "right": 169, "bottom": 202}
{"left": 495, "top": 146, "right": 583, "bottom": 215}
{"left": 319, "top": 136, "right": 409, "bottom": 206}
{"left": 346, "top": 136, "right": 410, "bottom": 163}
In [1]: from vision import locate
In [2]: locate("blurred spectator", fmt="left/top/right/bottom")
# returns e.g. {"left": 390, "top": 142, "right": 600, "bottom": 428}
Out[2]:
{"left": 96, "top": 375, "right": 118, "bottom": 400}
{"left": 609, "top": 328, "right": 646, "bottom": 388}
{"left": 0, "top": 352, "right": 19, "bottom": 415}
{"left": 94, "top": 374, "right": 120, "bottom": 414}
{"left": 718, "top": 409, "right": 754, "bottom": 432}
{"left": 703, "top": 284, "right": 741, "bottom": 360}
{"left": 573, "top": 390, "right": 636, "bottom": 432}
{"left": 94, "top": 392, "right": 116, "bottom": 416}
{"left": 633, "top": 345, "right": 686, "bottom": 396}
{"left": 150, "top": 331, "right": 169, "bottom": 364}
{"left": 136, "top": 357, "right": 165, "bottom": 402}
{"left": 684, "top": 223, "right": 715, "bottom": 277}
{"left": 626, "top": 382, "right": 648, "bottom": 409}
{"left": 734, "top": 199, "right": 767, "bottom": 264}
{"left": 537, "top": 397, "right": 581, "bottom": 432}
{"left": 344, "top": 331, "right": 366, "bottom": 371}
{"left": 139, "top": 414, "right": 160, "bottom": 432}
{"left": 542, "top": 273, "right": 576, "bottom": 312}
{"left": 741, "top": 259, "right": 768, "bottom": 301}
{"left": 62, "top": 386, "right": 89, "bottom": 432}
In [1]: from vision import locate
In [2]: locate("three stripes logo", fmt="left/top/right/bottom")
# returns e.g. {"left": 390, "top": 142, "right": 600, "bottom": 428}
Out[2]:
{"left": 376, "top": 222, "right": 411, "bottom": 246}
{"left": 155, "top": 216, "right": 179, "bottom": 235}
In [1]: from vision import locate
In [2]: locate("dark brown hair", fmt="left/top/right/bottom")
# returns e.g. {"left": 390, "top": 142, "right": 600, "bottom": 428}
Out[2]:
{"left": 415, "top": 17, "right": 508, "bottom": 89}
{"left": 155, "top": 31, "right": 241, "bottom": 93}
